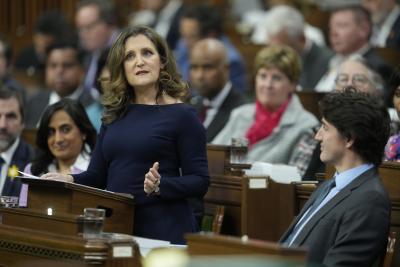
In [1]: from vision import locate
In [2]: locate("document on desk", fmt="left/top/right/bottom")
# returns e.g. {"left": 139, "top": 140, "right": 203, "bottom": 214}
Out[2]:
{"left": 245, "top": 162, "right": 301, "bottom": 184}
{"left": 133, "top": 236, "right": 171, "bottom": 256}
{"left": 18, "top": 171, "right": 39, "bottom": 179}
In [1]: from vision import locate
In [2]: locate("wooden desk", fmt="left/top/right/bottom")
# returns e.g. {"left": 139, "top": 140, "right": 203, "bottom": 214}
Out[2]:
{"left": 205, "top": 145, "right": 296, "bottom": 241}
{"left": 0, "top": 224, "right": 142, "bottom": 267}
{"left": 21, "top": 128, "right": 37, "bottom": 147}
{"left": 186, "top": 233, "right": 307, "bottom": 264}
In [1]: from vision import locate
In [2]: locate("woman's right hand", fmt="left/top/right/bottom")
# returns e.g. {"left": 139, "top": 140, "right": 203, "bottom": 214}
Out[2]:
{"left": 40, "top": 172, "right": 74, "bottom": 183}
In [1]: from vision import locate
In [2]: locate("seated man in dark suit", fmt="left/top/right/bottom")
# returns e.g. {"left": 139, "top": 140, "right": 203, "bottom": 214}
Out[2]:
{"left": 362, "top": 0, "right": 400, "bottom": 49}
{"left": 280, "top": 88, "right": 391, "bottom": 266}
{"left": 315, "top": 5, "right": 395, "bottom": 106}
{"left": 175, "top": 4, "right": 247, "bottom": 93}
{"left": 0, "top": 87, "right": 34, "bottom": 196}
{"left": 189, "top": 38, "right": 246, "bottom": 142}
{"left": 25, "top": 42, "right": 93, "bottom": 128}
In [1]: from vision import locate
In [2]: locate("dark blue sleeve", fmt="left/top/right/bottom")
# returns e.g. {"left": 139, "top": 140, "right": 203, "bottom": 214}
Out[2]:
{"left": 158, "top": 107, "right": 210, "bottom": 199}
{"left": 72, "top": 125, "right": 108, "bottom": 189}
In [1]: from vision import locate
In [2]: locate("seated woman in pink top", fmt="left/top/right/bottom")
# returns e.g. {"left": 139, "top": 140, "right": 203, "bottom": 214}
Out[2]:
{"left": 24, "top": 98, "right": 96, "bottom": 175}
{"left": 385, "top": 85, "right": 400, "bottom": 161}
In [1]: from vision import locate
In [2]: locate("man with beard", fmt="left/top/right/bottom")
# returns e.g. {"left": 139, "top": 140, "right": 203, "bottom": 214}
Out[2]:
{"left": 0, "top": 88, "right": 34, "bottom": 196}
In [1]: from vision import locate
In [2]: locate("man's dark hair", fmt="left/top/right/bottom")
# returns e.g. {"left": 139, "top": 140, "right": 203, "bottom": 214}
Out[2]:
{"left": 0, "top": 34, "right": 12, "bottom": 67}
{"left": 319, "top": 87, "right": 390, "bottom": 166}
{"left": 45, "top": 41, "right": 85, "bottom": 66}
{"left": 181, "top": 4, "right": 223, "bottom": 37}
{"left": 77, "top": 0, "right": 117, "bottom": 25}
{"left": 35, "top": 10, "right": 71, "bottom": 40}
{"left": 0, "top": 86, "right": 25, "bottom": 120}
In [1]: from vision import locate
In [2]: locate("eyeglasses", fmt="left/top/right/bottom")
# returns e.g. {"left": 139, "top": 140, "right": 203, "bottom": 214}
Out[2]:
{"left": 335, "top": 74, "right": 371, "bottom": 88}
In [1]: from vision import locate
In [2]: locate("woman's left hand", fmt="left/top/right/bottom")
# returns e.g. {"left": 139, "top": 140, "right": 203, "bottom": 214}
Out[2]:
{"left": 144, "top": 162, "right": 161, "bottom": 195}
{"left": 40, "top": 172, "right": 74, "bottom": 183}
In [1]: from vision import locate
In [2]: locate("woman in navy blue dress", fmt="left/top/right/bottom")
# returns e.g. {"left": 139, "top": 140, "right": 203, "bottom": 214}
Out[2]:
{"left": 42, "top": 26, "right": 210, "bottom": 244}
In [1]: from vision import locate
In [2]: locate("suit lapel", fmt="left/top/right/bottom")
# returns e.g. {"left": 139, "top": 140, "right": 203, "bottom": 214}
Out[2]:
{"left": 207, "top": 89, "right": 237, "bottom": 141}
{"left": 292, "top": 168, "right": 377, "bottom": 245}
{"left": 279, "top": 185, "right": 321, "bottom": 242}
{"left": 1, "top": 141, "right": 32, "bottom": 196}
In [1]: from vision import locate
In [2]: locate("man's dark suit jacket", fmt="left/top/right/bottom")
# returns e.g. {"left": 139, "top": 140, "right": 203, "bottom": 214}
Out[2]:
{"left": 386, "top": 13, "right": 400, "bottom": 49}
{"left": 2, "top": 139, "right": 34, "bottom": 196}
{"left": 300, "top": 42, "right": 333, "bottom": 91}
{"left": 280, "top": 167, "right": 390, "bottom": 266}
{"left": 194, "top": 87, "right": 246, "bottom": 143}
{"left": 24, "top": 89, "right": 94, "bottom": 128}
{"left": 165, "top": 3, "right": 184, "bottom": 51}
{"left": 363, "top": 48, "right": 396, "bottom": 106}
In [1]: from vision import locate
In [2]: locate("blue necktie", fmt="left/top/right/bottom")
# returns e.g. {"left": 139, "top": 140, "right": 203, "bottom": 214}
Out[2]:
{"left": 282, "top": 178, "right": 336, "bottom": 246}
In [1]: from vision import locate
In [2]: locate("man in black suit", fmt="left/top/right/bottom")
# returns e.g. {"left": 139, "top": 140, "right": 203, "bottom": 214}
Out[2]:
{"left": 362, "top": 0, "right": 400, "bottom": 49}
{"left": 189, "top": 38, "right": 246, "bottom": 143}
{"left": 316, "top": 5, "right": 394, "bottom": 105}
{"left": 0, "top": 88, "right": 34, "bottom": 196}
{"left": 24, "top": 42, "right": 93, "bottom": 128}
{"left": 280, "top": 88, "right": 391, "bottom": 266}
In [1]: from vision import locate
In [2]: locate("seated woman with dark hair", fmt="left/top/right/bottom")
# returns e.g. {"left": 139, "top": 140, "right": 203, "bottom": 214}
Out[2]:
{"left": 24, "top": 99, "right": 97, "bottom": 176}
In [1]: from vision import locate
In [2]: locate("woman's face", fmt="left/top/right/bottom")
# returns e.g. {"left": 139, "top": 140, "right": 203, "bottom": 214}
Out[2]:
{"left": 123, "top": 34, "right": 163, "bottom": 92}
{"left": 47, "top": 110, "right": 85, "bottom": 164}
{"left": 393, "top": 86, "right": 400, "bottom": 118}
{"left": 255, "top": 67, "right": 295, "bottom": 110}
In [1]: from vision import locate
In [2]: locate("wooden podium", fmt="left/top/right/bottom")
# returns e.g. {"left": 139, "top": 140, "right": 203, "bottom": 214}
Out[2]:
{"left": 0, "top": 224, "right": 142, "bottom": 267}
{"left": 0, "top": 178, "right": 140, "bottom": 266}
{"left": 206, "top": 145, "right": 296, "bottom": 242}
{"left": 0, "top": 177, "right": 135, "bottom": 235}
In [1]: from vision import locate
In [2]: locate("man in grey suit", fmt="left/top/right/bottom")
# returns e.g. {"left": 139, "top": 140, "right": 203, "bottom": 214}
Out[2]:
{"left": 189, "top": 38, "right": 246, "bottom": 142}
{"left": 280, "top": 88, "right": 390, "bottom": 266}
{"left": 25, "top": 42, "right": 93, "bottom": 128}
{"left": 264, "top": 5, "right": 333, "bottom": 91}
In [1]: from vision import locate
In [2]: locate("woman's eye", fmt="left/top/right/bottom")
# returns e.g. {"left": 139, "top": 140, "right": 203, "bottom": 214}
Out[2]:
{"left": 143, "top": 49, "right": 153, "bottom": 57}
{"left": 125, "top": 52, "right": 134, "bottom": 61}
{"left": 61, "top": 126, "right": 71, "bottom": 133}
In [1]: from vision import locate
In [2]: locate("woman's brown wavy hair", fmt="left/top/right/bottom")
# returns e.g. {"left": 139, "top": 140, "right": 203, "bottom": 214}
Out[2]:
{"left": 102, "top": 26, "right": 188, "bottom": 124}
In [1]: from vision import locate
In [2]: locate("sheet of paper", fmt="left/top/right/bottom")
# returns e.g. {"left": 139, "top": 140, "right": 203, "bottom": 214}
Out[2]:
{"left": 133, "top": 236, "right": 171, "bottom": 257}
{"left": 18, "top": 171, "right": 39, "bottom": 179}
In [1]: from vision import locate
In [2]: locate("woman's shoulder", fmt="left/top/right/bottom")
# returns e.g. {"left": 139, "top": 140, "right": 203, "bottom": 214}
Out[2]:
{"left": 231, "top": 103, "right": 255, "bottom": 117}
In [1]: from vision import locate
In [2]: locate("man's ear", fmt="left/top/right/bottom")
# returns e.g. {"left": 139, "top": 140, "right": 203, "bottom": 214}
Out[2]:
{"left": 345, "top": 137, "right": 354, "bottom": 149}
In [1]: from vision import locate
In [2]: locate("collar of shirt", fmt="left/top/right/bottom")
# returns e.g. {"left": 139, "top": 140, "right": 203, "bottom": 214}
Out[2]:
{"left": 0, "top": 137, "right": 20, "bottom": 165}
{"left": 48, "top": 149, "right": 91, "bottom": 174}
{"left": 203, "top": 81, "right": 232, "bottom": 111}
{"left": 49, "top": 86, "right": 84, "bottom": 106}
{"left": 202, "top": 82, "right": 232, "bottom": 128}
{"left": 334, "top": 163, "right": 374, "bottom": 191}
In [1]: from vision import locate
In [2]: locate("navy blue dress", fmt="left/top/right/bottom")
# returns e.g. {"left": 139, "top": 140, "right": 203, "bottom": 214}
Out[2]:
{"left": 73, "top": 103, "right": 209, "bottom": 244}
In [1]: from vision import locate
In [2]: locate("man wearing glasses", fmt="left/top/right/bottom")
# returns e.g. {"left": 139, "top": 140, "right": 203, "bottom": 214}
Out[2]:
{"left": 334, "top": 56, "right": 384, "bottom": 97}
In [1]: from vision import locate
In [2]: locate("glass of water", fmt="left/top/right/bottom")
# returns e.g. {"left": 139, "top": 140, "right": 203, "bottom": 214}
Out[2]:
{"left": 230, "top": 137, "right": 248, "bottom": 164}
{"left": 83, "top": 208, "right": 105, "bottom": 238}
